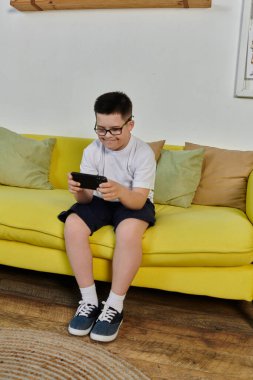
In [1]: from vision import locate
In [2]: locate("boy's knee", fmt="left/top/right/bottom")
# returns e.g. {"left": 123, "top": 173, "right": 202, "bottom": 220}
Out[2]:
{"left": 116, "top": 219, "right": 147, "bottom": 243}
{"left": 64, "top": 213, "right": 90, "bottom": 235}
{"left": 117, "top": 219, "right": 148, "bottom": 234}
{"left": 65, "top": 213, "right": 79, "bottom": 226}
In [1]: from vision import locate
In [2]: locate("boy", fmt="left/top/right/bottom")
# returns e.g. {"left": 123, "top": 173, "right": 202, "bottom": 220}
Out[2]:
{"left": 58, "top": 91, "right": 156, "bottom": 342}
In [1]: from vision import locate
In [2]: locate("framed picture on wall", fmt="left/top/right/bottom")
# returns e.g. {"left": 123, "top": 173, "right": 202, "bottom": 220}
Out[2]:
{"left": 235, "top": 0, "right": 253, "bottom": 97}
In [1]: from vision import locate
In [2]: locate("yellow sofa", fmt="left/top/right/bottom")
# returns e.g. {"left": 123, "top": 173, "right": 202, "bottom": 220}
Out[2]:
{"left": 1, "top": 134, "right": 253, "bottom": 301}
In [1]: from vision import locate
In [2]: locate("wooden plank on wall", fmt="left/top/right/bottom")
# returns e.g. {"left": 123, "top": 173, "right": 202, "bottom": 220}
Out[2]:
{"left": 10, "top": 1, "right": 43, "bottom": 10}
{"left": 10, "top": 0, "right": 212, "bottom": 11}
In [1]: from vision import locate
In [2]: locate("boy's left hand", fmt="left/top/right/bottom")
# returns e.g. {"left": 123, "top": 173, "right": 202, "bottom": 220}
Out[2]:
{"left": 98, "top": 180, "right": 122, "bottom": 201}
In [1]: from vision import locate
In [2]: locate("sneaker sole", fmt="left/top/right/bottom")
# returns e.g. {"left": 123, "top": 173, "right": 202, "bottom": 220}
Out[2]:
{"left": 68, "top": 324, "right": 94, "bottom": 336}
{"left": 90, "top": 320, "right": 123, "bottom": 343}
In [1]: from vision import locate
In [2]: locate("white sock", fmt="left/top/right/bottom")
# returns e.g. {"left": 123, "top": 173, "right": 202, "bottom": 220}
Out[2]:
{"left": 80, "top": 284, "right": 98, "bottom": 307}
{"left": 106, "top": 290, "right": 126, "bottom": 313}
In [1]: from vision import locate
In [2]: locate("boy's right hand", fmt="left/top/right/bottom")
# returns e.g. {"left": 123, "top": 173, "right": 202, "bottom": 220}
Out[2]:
{"left": 67, "top": 173, "right": 83, "bottom": 194}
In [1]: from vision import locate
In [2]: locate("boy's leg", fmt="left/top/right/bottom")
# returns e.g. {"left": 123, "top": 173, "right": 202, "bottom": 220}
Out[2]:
{"left": 64, "top": 213, "right": 100, "bottom": 336}
{"left": 61, "top": 196, "right": 113, "bottom": 289}
{"left": 64, "top": 213, "right": 94, "bottom": 288}
{"left": 90, "top": 218, "right": 148, "bottom": 342}
{"left": 112, "top": 218, "right": 148, "bottom": 295}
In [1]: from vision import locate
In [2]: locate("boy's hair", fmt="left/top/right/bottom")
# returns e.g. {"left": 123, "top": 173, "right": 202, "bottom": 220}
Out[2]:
{"left": 94, "top": 91, "right": 132, "bottom": 119}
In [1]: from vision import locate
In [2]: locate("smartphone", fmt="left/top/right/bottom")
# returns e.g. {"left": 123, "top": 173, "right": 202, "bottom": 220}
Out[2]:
{"left": 71, "top": 172, "right": 108, "bottom": 190}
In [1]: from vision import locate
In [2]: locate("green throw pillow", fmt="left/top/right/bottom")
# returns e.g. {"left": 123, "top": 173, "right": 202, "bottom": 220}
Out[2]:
{"left": 154, "top": 148, "right": 204, "bottom": 207}
{"left": 0, "top": 127, "right": 56, "bottom": 189}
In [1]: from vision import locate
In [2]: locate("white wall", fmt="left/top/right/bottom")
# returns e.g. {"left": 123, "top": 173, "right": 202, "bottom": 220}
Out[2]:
{"left": 0, "top": 0, "right": 252, "bottom": 149}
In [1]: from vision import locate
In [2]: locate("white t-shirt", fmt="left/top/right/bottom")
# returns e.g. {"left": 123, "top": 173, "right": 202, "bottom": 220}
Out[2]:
{"left": 80, "top": 135, "right": 156, "bottom": 202}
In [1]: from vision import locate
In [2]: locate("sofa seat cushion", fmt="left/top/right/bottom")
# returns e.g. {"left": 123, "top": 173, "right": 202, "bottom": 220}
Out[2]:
{"left": 147, "top": 204, "right": 253, "bottom": 266}
{"left": 0, "top": 186, "right": 253, "bottom": 267}
{"left": 0, "top": 186, "right": 71, "bottom": 251}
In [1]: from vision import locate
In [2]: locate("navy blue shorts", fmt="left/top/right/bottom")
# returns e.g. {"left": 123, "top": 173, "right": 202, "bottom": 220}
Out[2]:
{"left": 58, "top": 196, "right": 155, "bottom": 234}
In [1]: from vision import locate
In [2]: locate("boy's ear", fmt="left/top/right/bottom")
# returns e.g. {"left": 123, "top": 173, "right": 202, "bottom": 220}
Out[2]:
{"left": 129, "top": 120, "right": 134, "bottom": 131}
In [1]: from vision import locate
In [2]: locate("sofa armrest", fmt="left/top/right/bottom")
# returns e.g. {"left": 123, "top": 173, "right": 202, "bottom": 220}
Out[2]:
{"left": 246, "top": 170, "right": 253, "bottom": 224}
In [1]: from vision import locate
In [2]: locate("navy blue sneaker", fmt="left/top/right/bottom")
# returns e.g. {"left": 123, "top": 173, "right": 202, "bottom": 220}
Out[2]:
{"left": 90, "top": 302, "right": 123, "bottom": 342}
{"left": 68, "top": 301, "right": 100, "bottom": 336}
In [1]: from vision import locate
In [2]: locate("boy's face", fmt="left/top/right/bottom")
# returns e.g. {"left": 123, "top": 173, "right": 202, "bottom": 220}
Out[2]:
{"left": 95, "top": 113, "right": 134, "bottom": 151}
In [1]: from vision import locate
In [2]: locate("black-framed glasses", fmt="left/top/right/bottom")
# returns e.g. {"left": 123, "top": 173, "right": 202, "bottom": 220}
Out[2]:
{"left": 94, "top": 116, "right": 133, "bottom": 136}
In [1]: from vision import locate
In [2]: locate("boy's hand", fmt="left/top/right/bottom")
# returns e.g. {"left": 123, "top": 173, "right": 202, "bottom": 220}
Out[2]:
{"left": 98, "top": 180, "right": 122, "bottom": 201}
{"left": 67, "top": 173, "right": 83, "bottom": 194}
{"left": 98, "top": 179, "right": 149, "bottom": 209}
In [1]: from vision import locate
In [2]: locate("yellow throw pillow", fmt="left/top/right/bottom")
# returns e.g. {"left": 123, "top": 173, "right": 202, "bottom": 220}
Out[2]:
{"left": 185, "top": 142, "right": 253, "bottom": 212}
{"left": 0, "top": 127, "right": 56, "bottom": 189}
{"left": 154, "top": 148, "right": 204, "bottom": 207}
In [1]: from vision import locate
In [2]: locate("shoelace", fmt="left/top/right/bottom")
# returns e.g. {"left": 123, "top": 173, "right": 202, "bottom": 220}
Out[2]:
{"left": 76, "top": 301, "right": 96, "bottom": 317}
{"left": 98, "top": 302, "right": 117, "bottom": 323}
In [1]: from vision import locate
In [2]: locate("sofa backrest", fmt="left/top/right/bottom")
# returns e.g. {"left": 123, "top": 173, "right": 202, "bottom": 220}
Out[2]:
{"left": 24, "top": 134, "right": 181, "bottom": 190}
{"left": 24, "top": 134, "right": 93, "bottom": 189}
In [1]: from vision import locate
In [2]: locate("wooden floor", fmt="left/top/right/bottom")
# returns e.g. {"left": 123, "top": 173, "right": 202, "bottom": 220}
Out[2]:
{"left": 1, "top": 265, "right": 253, "bottom": 380}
